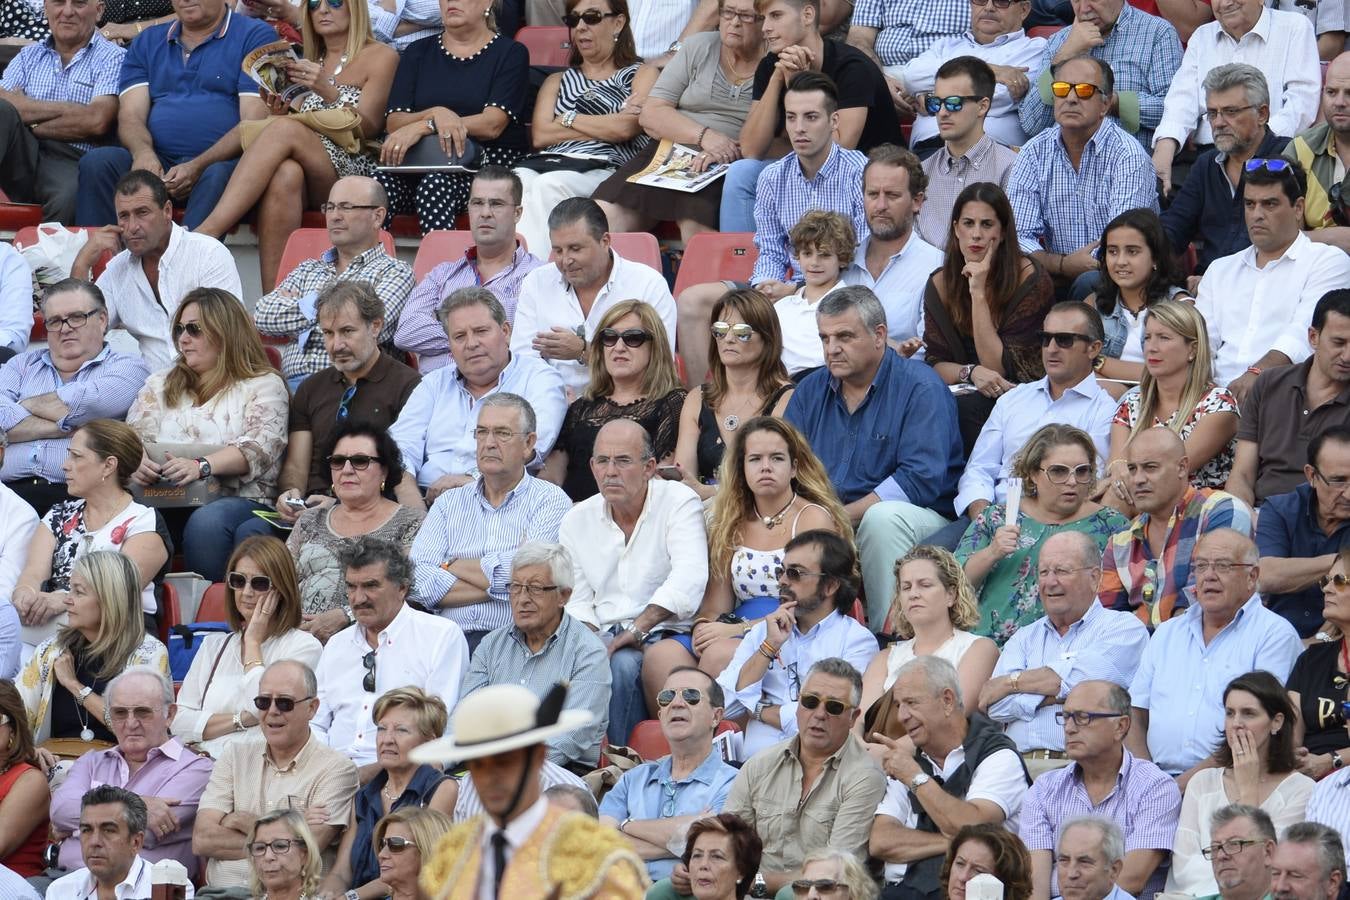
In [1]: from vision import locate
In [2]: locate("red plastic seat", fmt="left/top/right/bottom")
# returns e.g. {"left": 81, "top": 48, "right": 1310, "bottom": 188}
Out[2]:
{"left": 158, "top": 580, "right": 181, "bottom": 645}
{"left": 626, "top": 719, "right": 740, "bottom": 761}
{"left": 672, "top": 232, "right": 758, "bottom": 297}
{"left": 264, "top": 345, "right": 284, "bottom": 373}
{"left": 275, "top": 227, "right": 396, "bottom": 286}
{"left": 1027, "top": 25, "right": 1065, "bottom": 38}
{"left": 197, "top": 582, "right": 229, "bottom": 622}
{"left": 516, "top": 25, "right": 572, "bottom": 67}
{"left": 609, "top": 231, "right": 662, "bottom": 273}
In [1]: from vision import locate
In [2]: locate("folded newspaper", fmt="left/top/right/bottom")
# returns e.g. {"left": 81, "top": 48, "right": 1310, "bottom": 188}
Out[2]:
{"left": 625, "top": 139, "right": 729, "bottom": 193}
{"left": 241, "top": 40, "right": 311, "bottom": 106}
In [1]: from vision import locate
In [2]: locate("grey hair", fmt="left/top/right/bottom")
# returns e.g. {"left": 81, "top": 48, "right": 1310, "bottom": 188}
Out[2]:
{"left": 479, "top": 392, "right": 537, "bottom": 436}
{"left": 896, "top": 655, "right": 964, "bottom": 710}
{"left": 817, "top": 285, "right": 887, "bottom": 332}
{"left": 806, "top": 657, "right": 864, "bottom": 706}
{"left": 799, "top": 848, "right": 879, "bottom": 900}
{"left": 340, "top": 535, "right": 414, "bottom": 588}
{"left": 543, "top": 784, "right": 599, "bottom": 818}
{"left": 594, "top": 418, "right": 655, "bottom": 461}
{"left": 436, "top": 286, "right": 507, "bottom": 329}
{"left": 1203, "top": 62, "right": 1270, "bottom": 110}
{"left": 1099, "top": 682, "right": 1132, "bottom": 717}
{"left": 81, "top": 785, "right": 148, "bottom": 835}
{"left": 1212, "top": 804, "right": 1277, "bottom": 843}
{"left": 107, "top": 665, "right": 173, "bottom": 709}
{"left": 510, "top": 542, "right": 575, "bottom": 593}
{"left": 1058, "top": 816, "right": 1125, "bottom": 866}
{"left": 1282, "top": 822, "right": 1347, "bottom": 882}
{"left": 264, "top": 659, "right": 319, "bottom": 699}
{"left": 1196, "top": 528, "right": 1260, "bottom": 565}
{"left": 316, "top": 280, "right": 385, "bottom": 325}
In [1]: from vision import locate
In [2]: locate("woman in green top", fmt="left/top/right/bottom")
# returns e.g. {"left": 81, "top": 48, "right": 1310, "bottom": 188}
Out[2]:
{"left": 955, "top": 423, "right": 1128, "bottom": 646}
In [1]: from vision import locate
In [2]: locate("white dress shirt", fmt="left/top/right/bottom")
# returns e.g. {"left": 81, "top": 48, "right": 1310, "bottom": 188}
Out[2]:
{"left": 1195, "top": 231, "right": 1350, "bottom": 386}
{"left": 0, "top": 863, "right": 38, "bottom": 900}
{"left": 0, "top": 243, "right": 35, "bottom": 354}
{"left": 1306, "top": 764, "right": 1350, "bottom": 868}
{"left": 631, "top": 0, "right": 698, "bottom": 58}
{"left": 891, "top": 30, "right": 1047, "bottom": 148}
{"left": 840, "top": 232, "right": 944, "bottom": 349}
{"left": 45, "top": 854, "right": 195, "bottom": 899}
{"left": 717, "top": 609, "right": 879, "bottom": 757}
{"left": 312, "top": 603, "right": 470, "bottom": 765}
{"left": 1154, "top": 6, "right": 1319, "bottom": 148}
{"left": 955, "top": 374, "right": 1118, "bottom": 515}
{"left": 560, "top": 478, "right": 709, "bottom": 629}
{"left": 475, "top": 795, "right": 550, "bottom": 900}
{"left": 94, "top": 222, "right": 243, "bottom": 371}
{"left": 511, "top": 250, "right": 677, "bottom": 397}
{"left": 775, "top": 282, "right": 844, "bottom": 374}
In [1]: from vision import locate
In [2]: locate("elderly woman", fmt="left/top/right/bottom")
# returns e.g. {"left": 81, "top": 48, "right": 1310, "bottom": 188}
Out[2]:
{"left": 247, "top": 809, "right": 324, "bottom": 900}
{"left": 672, "top": 289, "right": 794, "bottom": 501}
{"left": 512, "top": 0, "right": 654, "bottom": 253}
{"left": 373, "top": 807, "right": 454, "bottom": 900}
{"left": 795, "top": 849, "right": 878, "bottom": 900}
{"left": 956, "top": 424, "right": 1128, "bottom": 644}
{"left": 376, "top": 0, "right": 529, "bottom": 234}
{"left": 0, "top": 681, "right": 47, "bottom": 877}
{"left": 542, "top": 300, "right": 686, "bottom": 500}
{"left": 17, "top": 551, "right": 169, "bottom": 746}
{"left": 127, "top": 287, "right": 289, "bottom": 583}
{"left": 1289, "top": 548, "right": 1350, "bottom": 778}
{"left": 674, "top": 813, "right": 763, "bottom": 900}
{"left": 940, "top": 824, "right": 1034, "bottom": 900}
{"left": 171, "top": 536, "right": 321, "bottom": 756}
{"left": 288, "top": 422, "right": 423, "bottom": 633}
{"left": 594, "top": 0, "right": 765, "bottom": 242}
{"left": 192, "top": 0, "right": 398, "bottom": 291}
{"left": 13, "top": 420, "right": 169, "bottom": 646}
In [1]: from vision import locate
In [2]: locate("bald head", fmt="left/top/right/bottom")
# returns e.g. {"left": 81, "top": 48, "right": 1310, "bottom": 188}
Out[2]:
{"left": 591, "top": 418, "right": 656, "bottom": 511}
{"left": 594, "top": 418, "right": 653, "bottom": 459}
{"left": 1195, "top": 528, "right": 1259, "bottom": 565}
{"left": 1043, "top": 530, "right": 1101, "bottom": 569}
{"left": 1125, "top": 427, "right": 1189, "bottom": 514}
{"left": 325, "top": 176, "right": 388, "bottom": 252}
{"left": 1326, "top": 52, "right": 1350, "bottom": 139}
{"left": 1127, "top": 426, "right": 1185, "bottom": 464}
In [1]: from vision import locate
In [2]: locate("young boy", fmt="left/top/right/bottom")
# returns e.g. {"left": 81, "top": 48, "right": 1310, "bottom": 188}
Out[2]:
{"left": 777, "top": 210, "right": 856, "bottom": 375}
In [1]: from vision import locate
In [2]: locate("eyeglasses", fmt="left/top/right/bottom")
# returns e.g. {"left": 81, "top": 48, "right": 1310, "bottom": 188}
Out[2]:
{"left": 1203, "top": 104, "right": 1257, "bottom": 121}
{"left": 1191, "top": 560, "right": 1255, "bottom": 576}
{"left": 1055, "top": 710, "right": 1126, "bottom": 727}
{"left": 253, "top": 695, "right": 314, "bottom": 712}
{"left": 507, "top": 581, "right": 560, "bottom": 599}
{"left": 779, "top": 564, "right": 830, "bottom": 582}
{"left": 1201, "top": 839, "right": 1260, "bottom": 860}
{"left": 227, "top": 572, "right": 272, "bottom": 593}
{"left": 656, "top": 688, "right": 705, "bottom": 708}
{"left": 320, "top": 202, "right": 379, "bottom": 213}
{"left": 327, "top": 454, "right": 376, "bottom": 470}
{"left": 248, "top": 839, "right": 304, "bottom": 857}
{"left": 1314, "top": 468, "right": 1350, "bottom": 491}
{"left": 599, "top": 328, "right": 653, "bottom": 348}
{"left": 1321, "top": 573, "right": 1350, "bottom": 589}
{"left": 925, "top": 94, "right": 983, "bottom": 114}
{"left": 172, "top": 322, "right": 204, "bottom": 340}
{"left": 379, "top": 836, "right": 417, "bottom": 853}
{"left": 660, "top": 780, "right": 678, "bottom": 817}
{"left": 1050, "top": 82, "right": 1103, "bottom": 99}
{"left": 363, "top": 650, "right": 376, "bottom": 693}
{"left": 799, "top": 692, "right": 854, "bottom": 716}
{"left": 108, "top": 706, "right": 160, "bottom": 722}
{"left": 971, "top": 0, "right": 1024, "bottom": 6}
{"left": 336, "top": 384, "right": 357, "bottom": 423}
{"left": 718, "top": 7, "right": 764, "bottom": 23}
{"left": 1037, "top": 331, "right": 1095, "bottom": 348}
{"left": 562, "top": 9, "right": 619, "bottom": 26}
{"left": 791, "top": 881, "right": 848, "bottom": 897}
{"left": 45, "top": 310, "right": 100, "bottom": 332}
{"left": 711, "top": 321, "right": 754, "bottom": 342}
{"left": 1037, "top": 565, "right": 1097, "bottom": 580}
{"left": 1244, "top": 158, "right": 1291, "bottom": 175}
{"left": 1040, "top": 464, "right": 1094, "bottom": 484}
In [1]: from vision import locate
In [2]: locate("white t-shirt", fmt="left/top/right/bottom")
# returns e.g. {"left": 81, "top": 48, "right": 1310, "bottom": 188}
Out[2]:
{"left": 775, "top": 283, "right": 844, "bottom": 375}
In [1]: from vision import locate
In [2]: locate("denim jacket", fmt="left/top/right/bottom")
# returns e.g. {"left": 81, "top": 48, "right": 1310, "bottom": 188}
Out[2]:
{"left": 1100, "top": 285, "right": 1188, "bottom": 359}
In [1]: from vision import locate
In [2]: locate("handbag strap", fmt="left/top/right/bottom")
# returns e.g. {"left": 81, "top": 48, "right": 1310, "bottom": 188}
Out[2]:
{"left": 199, "top": 631, "right": 235, "bottom": 701}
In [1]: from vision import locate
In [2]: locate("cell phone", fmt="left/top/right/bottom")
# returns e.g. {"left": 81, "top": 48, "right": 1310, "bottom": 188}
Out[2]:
{"left": 283, "top": 497, "right": 308, "bottom": 509}
{"left": 656, "top": 465, "right": 683, "bottom": 481}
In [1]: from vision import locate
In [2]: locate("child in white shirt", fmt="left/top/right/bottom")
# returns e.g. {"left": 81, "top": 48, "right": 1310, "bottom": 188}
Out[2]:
{"left": 776, "top": 210, "right": 855, "bottom": 375}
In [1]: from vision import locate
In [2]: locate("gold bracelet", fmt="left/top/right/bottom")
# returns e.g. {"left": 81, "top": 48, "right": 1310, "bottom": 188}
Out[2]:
{"left": 135, "top": 21, "right": 143, "bottom": 33}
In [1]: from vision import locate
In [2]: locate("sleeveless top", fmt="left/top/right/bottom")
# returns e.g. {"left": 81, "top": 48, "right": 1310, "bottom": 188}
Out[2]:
{"left": 695, "top": 382, "right": 795, "bottom": 481}
{"left": 727, "top": 503, "right": 828, "bottom": 602}
{"left": 0, "top": 762, "right": 48, "bottom": 877}
{"left": 544, "top": 63, "right": 646, "bottom": 165}
{"left": 883, "top": 629, "right": 982, "bottom": 691}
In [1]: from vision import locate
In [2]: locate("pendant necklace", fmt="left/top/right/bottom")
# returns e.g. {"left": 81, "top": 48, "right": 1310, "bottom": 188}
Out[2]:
{"left": 755, "top": 492, "right": 796, "bottom": 529}
{"left": 76, "top": 699, "right": 94, "bottom": 742}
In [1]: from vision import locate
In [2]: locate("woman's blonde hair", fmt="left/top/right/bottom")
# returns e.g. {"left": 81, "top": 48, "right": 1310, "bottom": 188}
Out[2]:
{"left": 889, "top": 545, "right": 980, "bottom": 641}
{"left": 1009, "top": 424, "right": 1099, "bottom": 498}
{"left": 248, "top": 809, "right": 322, "bottom": 898}
{"left": 800, "top": 849, "right": 878, "bottom": 900}
{"left": 302, "top": 0, "right": 377, "bottom": 67}
{"left": 707, "top": 416, "right": 852, "bottom": 575}
{"left": 373, "top": 806, "right": 454, "bottom": 858}
{"left": 583, "top": 300, "right": 682, "bottom": 401}
{"left": 372, "top": 686, "right": 449, "bottom": 742}
{"left": 58, "top": 551, "right": 146, "bottom": 681}
{"left": 224, "top": 536, "right": 303, "bottom": 638}
{"left": 1127, "top": 299, "right": 1216, "bottom": 443}
{"left": 163, "top": 288, "right": 274, "bottom": 408}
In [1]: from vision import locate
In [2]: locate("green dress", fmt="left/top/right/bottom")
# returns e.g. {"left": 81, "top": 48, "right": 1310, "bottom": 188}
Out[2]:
{"left": 954, "top": 504, "right": 1129, "bottom": 646}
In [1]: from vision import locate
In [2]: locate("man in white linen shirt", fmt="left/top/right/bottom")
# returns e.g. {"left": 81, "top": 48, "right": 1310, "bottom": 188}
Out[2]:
{"left": 1194, "top": 158, "right": 1350, "bottom": 406}
{"left": 979, "top": 532, "right": 1149, "bottom": 770}
{"left": 390, "top": 286, "right": 567, "bottom": 508}
{"left": 890, "top": 0, "right": 1046, "bottom": 151}
{"left": 717, "top": 530, "right": 877, "bottom": 757}
{"left": 1151, "top": 0, "right": 1320, "bottom": 193}
{"left": 560, "top": 418, "right": 708, "bottom": 746}
{"left": 71, "top": 170, "right": 242, "bottom": 371}
{"left": 510, "top": 198, "right": 676, "bottom": 398}
{"left": 312, "top": 536, "right": 469, "bottom": 770}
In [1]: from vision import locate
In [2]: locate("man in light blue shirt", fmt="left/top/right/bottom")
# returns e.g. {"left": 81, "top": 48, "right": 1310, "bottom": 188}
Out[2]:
{"left": 1126, "top": 529, "right": 1302, "bottom": 782}
{"left": 599, "top": 667, "right": 738, "bottom": 880}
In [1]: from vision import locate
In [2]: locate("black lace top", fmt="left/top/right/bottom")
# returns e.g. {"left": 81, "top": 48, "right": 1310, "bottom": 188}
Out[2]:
{"left": 555, "top": 389, "right": 687, "bottom": 500}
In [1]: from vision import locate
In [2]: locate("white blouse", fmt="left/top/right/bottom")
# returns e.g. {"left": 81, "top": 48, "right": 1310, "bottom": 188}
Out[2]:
{"left": 884, "top": 629, "right": 983, "bottom": 691}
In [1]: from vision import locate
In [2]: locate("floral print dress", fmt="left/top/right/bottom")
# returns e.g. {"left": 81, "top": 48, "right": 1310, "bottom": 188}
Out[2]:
{"left": 1112, "top": 384, "right": 1239, "bottom": 488}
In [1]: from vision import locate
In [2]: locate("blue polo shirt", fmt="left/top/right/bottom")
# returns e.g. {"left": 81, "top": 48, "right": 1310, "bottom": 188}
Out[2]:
{"left": 118, "top": 8, "right": 274, "bottom": 162}
{"left": 785, "top": 348, "right": 962, "bottom": 515}
{"left": 1255, "top": 482, "right": 1350, "bottom": 637}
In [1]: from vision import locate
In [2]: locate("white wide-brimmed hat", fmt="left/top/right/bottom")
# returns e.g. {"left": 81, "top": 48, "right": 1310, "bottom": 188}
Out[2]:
{"left": 411, "top": 682, "right": 594, "bottom": 765}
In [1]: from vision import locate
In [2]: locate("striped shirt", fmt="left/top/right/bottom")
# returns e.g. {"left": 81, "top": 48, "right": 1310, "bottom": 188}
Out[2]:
{"left": 0, "top": 33, "right": 124, "bottom": 152}
{"left": 1008, "top": 117, "right": 1159, "bottom": 257}
{"left": 917, "top": 132, "right": 1019, "bottom": 249}
{"left": 1306, "top": 766, "right": 1350, "bottom": 868}
{"left": 409, "top": 472, "right": 572, "bottom": 633}
{"left": 542, "top": 64, "right": 645, "bottom": 165}
{"left": 453, "top": 758, "right": 587, "bottom": 821}
{"left": 1097, "top": 486, "right": 1254, "bottom": 627}
{"left": 850, "top": 0, "right": 969, "bottom": 67}
{"left": 987, "top": 602, "right": 1150, "bottom": 753}
{"left": 751, "top": 143, "right": 869, "bottom": 285}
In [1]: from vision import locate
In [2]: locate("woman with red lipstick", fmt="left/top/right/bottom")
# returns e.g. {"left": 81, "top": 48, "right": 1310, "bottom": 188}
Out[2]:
{"left": 923, "top": 182, "right": 1055, "bottom": 453}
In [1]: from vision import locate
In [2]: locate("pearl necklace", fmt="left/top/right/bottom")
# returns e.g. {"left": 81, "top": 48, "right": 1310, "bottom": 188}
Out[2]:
{"left": 754, "top": 492, "right": 796, "bottom": 529}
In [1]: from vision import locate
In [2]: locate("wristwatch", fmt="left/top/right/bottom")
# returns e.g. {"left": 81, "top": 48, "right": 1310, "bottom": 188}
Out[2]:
{"left": 750, "top": 874, "right": 770, "bottom": 898}
{"left": 76, "top": 685, "right": 93, "bottom": 705}
{"left": 1335, "top": 753, "right": 1346, "bottom": 770}
{"left": 752, "top": 699, "right": 768, "bottom": 722}
{"left": 195, "top": 457, "right": 212, "bottom": 479}
{"left": 231, "top": 712, "right": 245, "bottom": 733}
{"left": 625, "top": 622, "right": 650, "bottom": 644}
{"left": 425, "top": 116, "right": 436, "bottom": 134}
{"left": 1009, "top": 670, "right": 1021, "bottom": 692}
{"left": 959, "top": 363, "right": 975, "bottom": 384}
{"left": 561, "top": 109, "right": 578, "bottom": 129}
{"left": 909, "top": 772, "right": 932, "bottom": 792}
{"left": 667, "top": 40, "right": 683, "bottom": 54}
{"left": 345, "top": 891, "right": 361, "bottom": 900}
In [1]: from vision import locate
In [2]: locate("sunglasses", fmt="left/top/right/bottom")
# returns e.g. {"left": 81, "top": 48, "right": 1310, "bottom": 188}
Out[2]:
{"left": 336, "top": 384, "right": 357, "bottom": 423}
{"left": 172, "top": 321, "right": 205, "bottom": 340}
{"left": 778, "top": 564, "right": 829, "bottom": 582}
{"left": 562, "top": 9, "right": 618, "bottom": 26}
{"left": 1040, "top": 464, "right": 1094, "bottom": 485}
{"left": 656, "top": 688, "right": 705, "bottom": 708}
{"left": 971, "top": 0, "right": 1022, "bottom": 5}
{"left": 1037, "top": 330, "right": 1094, "bottom": 348}
{"left": 1050, "top": 81, "right": 1102, "bottom": 99}
{"left": 306, "top": 0, "right": 344, "bottom": 8}
{"left": 599, "top": 328, "right": 652, "bottom": 348}
{"left": 711, "top": 321, "right": 754, "bottom": 342}
{"left": 363, "top": 650, "right": 377, "bottom": 693}
{"left": 253, "top": 694, "right": 314, "bottom": 712}
{"left": 792, "top": 881, "right": 847, "bottom": 897}
{"left": 1321, "top": 573, "right": 1350, "bottom": 589}
{"left": 227, "top": 572, "right": 272, "bottom": 593}
{"left": 799, "top": 692, "right": 853, "bottom": 716}
{"left": 380, "top": 836, "right": 417, "bottom": 853}
{"left": 925, "top": 94, "right": 982, "bottom": 114}
{"left": 1244, "top": 158, "right": 1292, "bottom": 175}
{"left": 328, "top": 454, "right": 375, "bottom": 470}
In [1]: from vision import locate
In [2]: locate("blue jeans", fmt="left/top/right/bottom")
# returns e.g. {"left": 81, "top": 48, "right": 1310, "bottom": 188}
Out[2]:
{"left": 718, "top": 158, "right": 773, "bottom": 233}
{"left": 76, "top": 147, "right": 239, "bottom": 228}
{"left": 183, "top": 497, "right": 272, "bottom": 582}
{"left": 608, "top": 644, "right": 648, "bottom": 746}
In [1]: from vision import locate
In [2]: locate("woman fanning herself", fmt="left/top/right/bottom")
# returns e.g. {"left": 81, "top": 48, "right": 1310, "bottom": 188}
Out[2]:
{"left": 193, "top": 0, "right": 398, "bottom": 291}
